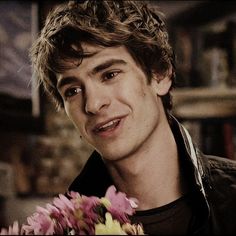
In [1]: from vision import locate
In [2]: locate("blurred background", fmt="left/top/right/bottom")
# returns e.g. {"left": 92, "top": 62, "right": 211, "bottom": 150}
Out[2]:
{"left": 0, "top": 0, "right": 236, "bottom": 228}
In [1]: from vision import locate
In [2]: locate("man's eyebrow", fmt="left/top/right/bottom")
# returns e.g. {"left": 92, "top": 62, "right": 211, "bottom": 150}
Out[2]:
{"left": 57, "top": 59, "right": 127, "bottom": 90}
{"left": 57, "top": 76, "right": 78, "bottom": 90}
{"left": 91, "top": 59, "right": 127, "bottom": 75}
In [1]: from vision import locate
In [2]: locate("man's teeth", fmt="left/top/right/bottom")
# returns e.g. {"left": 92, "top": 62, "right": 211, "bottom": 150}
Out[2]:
{"left": 101, "top": 121, "right": 114, "bottom": 129}
{"left": 98, "top": 119, "right": 120, "bottom": 131}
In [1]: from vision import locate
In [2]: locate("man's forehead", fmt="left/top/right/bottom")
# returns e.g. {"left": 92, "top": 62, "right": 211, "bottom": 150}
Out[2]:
{"left": 72, "top": 42, "right": 130, "bottom": 57}
{"left": 56, "top": 44, "right": 132, "bottom": 82}
{"left": 71, "top": 42, "right": 104, "bottom": 55}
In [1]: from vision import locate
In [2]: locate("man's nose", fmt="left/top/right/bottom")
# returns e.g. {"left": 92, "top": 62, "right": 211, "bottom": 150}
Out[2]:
{"left": 84, "top": 85, "right": 111, "bottom": 115}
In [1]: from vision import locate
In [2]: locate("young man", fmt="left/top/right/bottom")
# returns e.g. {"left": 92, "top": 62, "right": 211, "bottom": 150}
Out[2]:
{"left": 30, "top": 0, "right": 236, "bottom": 234}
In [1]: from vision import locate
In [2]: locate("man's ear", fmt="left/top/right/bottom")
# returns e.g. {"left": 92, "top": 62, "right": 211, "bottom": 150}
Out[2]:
{"left": 151, "top": 68, "right": 172, "bottom": 96}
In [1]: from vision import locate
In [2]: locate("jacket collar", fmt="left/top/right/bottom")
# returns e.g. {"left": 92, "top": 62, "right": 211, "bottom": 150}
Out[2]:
{"left": 170, "top": 115, "right": 210, "bottom": 220}
{"left": 171, "top": 115, "right": 207, "bottom": 196}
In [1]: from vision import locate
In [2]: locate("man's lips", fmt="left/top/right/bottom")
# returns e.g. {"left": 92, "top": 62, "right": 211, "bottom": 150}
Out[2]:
{"left": 92, "top": 116, "right": 126, "bottom": 134}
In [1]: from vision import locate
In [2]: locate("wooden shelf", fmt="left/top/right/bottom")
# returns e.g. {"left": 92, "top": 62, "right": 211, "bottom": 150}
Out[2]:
{"left": 173, "top": 86, "right": 236, "bottom": 101}
{"left": 172, "top": 86, "right": 236, "bottom": 120}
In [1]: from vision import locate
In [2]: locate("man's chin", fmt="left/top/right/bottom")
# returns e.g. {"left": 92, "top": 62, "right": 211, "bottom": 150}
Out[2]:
{"left": 99, "top": 149, "right": 133, "bottom": 163}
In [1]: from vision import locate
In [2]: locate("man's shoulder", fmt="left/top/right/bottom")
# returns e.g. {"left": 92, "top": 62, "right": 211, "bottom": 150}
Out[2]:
{"left": 204, "top": 154, "right": 236, "bottom": 194}
{"left": 206, "top": 154, "right": 236, "bottom": 172}
{"left": 203, "top": 155, "right": 236, "bottom": 232}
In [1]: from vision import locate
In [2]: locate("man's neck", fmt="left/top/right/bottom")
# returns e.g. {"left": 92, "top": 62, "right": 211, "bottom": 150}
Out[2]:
{"left": 105, "top": 118, "right": 187, "bottom": 210}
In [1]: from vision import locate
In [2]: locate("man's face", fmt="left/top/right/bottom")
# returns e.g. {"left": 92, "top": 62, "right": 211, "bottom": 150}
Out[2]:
{"left": 57, "top": 43, "right": 168, "bottom": 161}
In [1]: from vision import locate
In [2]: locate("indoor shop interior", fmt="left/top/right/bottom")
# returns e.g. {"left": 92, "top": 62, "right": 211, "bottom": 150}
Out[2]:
{"left": 0, "top": 0, "right": 236, "bottom": 228}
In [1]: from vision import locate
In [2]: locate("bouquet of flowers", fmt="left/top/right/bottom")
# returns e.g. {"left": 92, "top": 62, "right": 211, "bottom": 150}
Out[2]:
{"left": 0, "top": 185, "right": 144, "bottom": 235}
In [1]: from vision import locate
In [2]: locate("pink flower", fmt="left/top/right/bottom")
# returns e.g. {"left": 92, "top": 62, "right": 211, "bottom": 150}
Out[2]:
{"left": 79, "top": 195, "right": 100, "bottom": 221}
{"left": 0, "top": 221, "right": 20, "bottom": 235}
{"left": 105, "top": 185, "right": 138, "bottom": 223}
{"left": 22, "top": 209, "right": 55, "bottom": 235}
{"left": 53, "top": 194, "right": 78, "bottom": 230}
{"left": 64, "top": 194, "right": 102, "bottom": 234}
{"left": 0, "top": 185, "right": 144, "bottom": 235}
{"left": 53, "top": 193, "right": 75, "bottom": 212}
{"left": 67, "top": 191, "right": 81, "bottom": 200}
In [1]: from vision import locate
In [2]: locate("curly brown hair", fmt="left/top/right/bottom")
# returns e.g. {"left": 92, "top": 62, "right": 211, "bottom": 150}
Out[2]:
{"left": 30, "top": 0, "right": 175, "bottom": 113}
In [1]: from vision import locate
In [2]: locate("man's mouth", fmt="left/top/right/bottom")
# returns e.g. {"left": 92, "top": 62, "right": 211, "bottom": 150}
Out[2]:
{"left": 94, "top": 118, "right": 121, "bottom": 133}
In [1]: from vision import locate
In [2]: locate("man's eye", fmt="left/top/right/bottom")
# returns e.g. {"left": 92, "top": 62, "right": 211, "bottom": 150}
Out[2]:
{"left": 64, "top": 87, "right": 82, "bottom": 98}
{"left": 103, "top": 71, "right": 119, "bottom": 81}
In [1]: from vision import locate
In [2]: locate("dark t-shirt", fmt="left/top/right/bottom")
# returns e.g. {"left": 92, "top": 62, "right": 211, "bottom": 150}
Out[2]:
{"left": 131, "top": 193, "right": 196, "bottom": 235}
